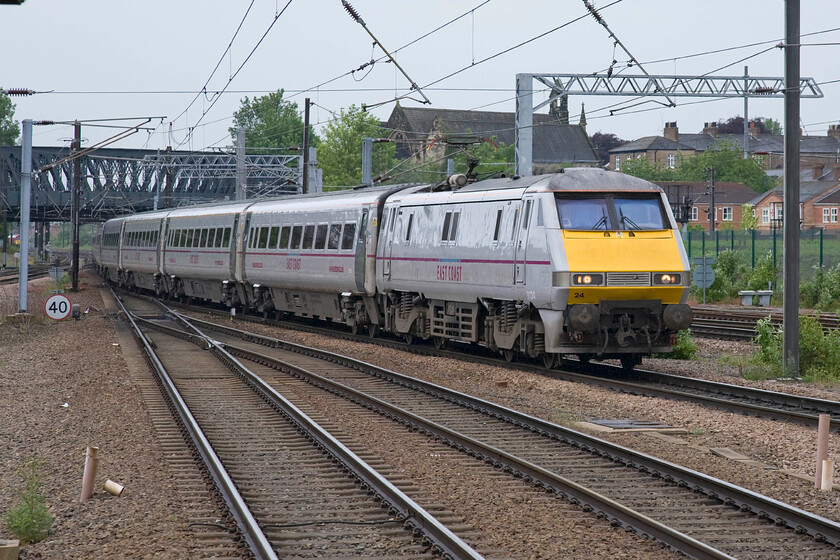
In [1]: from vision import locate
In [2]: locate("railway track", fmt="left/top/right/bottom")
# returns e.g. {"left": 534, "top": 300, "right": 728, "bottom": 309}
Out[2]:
{"left": 154, "top": 293, "right": 840, "bottom": 436}
{"left": 156, "top": 300, "right": 840, "bottom": 560}
{"left": 691, "top": 306, "right": 840, "bottom": 341}
{"left": 114, "top": 290, "right": 486, "bottom": 560}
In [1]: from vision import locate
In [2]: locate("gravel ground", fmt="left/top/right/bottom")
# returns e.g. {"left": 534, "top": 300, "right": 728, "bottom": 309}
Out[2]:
{"left": 220, "top": 319, "right": 840, "bottom": 525}
{"left": 3, "top": 276, "right": 839, "bottom": 558}
{"left": 0, "top": 273, "right": 202, "bottom": 559}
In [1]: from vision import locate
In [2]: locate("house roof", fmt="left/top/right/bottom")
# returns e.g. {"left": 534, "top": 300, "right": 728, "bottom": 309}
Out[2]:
{"left": 748, "top": 181, "right": 837, "bottom": 206}
{"left": 813, "top": 184, "right": 840, "bottom": 205}
{"left": 656, "top": 181, "right": 758, "bottom": 206}
{"left": 384, "top": 106, "right": 600, "bottom": 164}
{"left": 610, "top": 136, "right": 694, "bottom": 153}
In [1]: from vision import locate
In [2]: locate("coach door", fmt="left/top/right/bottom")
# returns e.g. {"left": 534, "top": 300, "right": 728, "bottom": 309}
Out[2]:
{"left": 514, "top": 197, "right": 533, "bottom": 284}
{"left": 383, "top": 206, "right": 398, "bottom": 278}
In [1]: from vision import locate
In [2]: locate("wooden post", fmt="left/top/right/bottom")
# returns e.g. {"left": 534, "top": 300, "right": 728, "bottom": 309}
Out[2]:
{"left": 80, "top": 446, "right": 99, "bottom": 502}
{"left": 815, "top": 414, "right": 830, "bottom": 488}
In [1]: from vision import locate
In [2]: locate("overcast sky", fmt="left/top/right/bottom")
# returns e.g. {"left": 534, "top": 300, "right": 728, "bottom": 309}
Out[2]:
{"left": 4, "top": 0, "right": 839, "bottom": 153}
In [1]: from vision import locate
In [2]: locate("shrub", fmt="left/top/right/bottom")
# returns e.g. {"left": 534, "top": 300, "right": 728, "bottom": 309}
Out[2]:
{"left": 746, "top": 251, "right": 778, "bottom": 292}
{"left": 3, "top": 458, "right": 53, "bottom": 545}
{"left": 752, "top": 314, "right": 840, "bottom": 381}
{"left": 800, "top": 264, "right": 840, "bottom": 312}
{"left": 654, "top": 329, "right": 697, "bottom": 360}
{"left": 690, "top": 249, "right": 747, "bottom": 302}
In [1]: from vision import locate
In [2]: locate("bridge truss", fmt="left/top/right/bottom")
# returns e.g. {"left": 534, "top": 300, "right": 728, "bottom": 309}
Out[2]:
{"left": 0, "top": 146, "right": 305, "bottom": 223}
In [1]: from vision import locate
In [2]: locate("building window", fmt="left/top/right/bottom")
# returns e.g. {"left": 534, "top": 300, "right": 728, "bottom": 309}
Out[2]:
{"left": 833, "top": 208, "right": 839, "bottom": 223}
{"left": 667, "top": 154, "right": 675, "bottom": 169}
{"left": 824, "top": 208, "right": 831, "bottom": 223}
{"left": 722, "top": 207, "right": 733, "bottom": 221}
{"left": 615, "top": 156, "right": 620, "bottom": 171}
{"left": 690, "top": 207, "right": 698, "bottom": 221}
{"left": 762, "top": 208, "right": 770, "bottom": 224}
{"left": 636, "top": 153, "right": 642, "bottom": 159}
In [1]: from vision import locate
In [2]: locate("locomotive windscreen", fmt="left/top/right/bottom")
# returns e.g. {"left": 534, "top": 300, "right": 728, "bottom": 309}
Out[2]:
{"left": 556, "top": 194, "right": 667, "bottom": 231}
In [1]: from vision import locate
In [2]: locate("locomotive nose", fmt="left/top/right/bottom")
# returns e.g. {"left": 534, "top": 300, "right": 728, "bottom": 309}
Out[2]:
{"left": 663, "top": 304, "right": 693, "bottom": 331}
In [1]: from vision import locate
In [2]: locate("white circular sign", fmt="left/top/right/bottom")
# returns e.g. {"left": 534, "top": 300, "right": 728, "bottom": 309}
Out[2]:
{"left": 45, "top": 294, "right": 72, "bottom": 320}
{"left": 45, "top": 243, "right": 52, "bottom": 251}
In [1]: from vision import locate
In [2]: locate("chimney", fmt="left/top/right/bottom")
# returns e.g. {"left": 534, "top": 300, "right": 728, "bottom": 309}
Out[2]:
{"left": 813, "top": 164, "right": 825, "bottom": 180}
{"left": 749, "top": 120, "right": 761, "bottom": 139}
{"left": 702, "top": 122, "right": 718, "bottom": 138}
{"left": 664, "top": 121, "right": 679, "bottom": 143}
{"left": 829, "top": 124, "right": 840, "bottom": 140}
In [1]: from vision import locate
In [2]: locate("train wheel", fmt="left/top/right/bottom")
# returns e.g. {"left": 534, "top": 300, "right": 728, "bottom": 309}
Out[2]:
{"left": 433, "top": 336, "right": 446, "bottom": 350}
{"left": 502, "top": 349, "right": 515, "bottom": 363}
{"left": 620, "top": 354, "right": 641, "bottom": 371}
{"left": 368, "top": 324, "right": 380, "bottom": 338}
{"left": 404, "top": 333, "right": 415, "bottom": 345}
{"left": 542, "top": 353, "right": 556, "bottom": 369}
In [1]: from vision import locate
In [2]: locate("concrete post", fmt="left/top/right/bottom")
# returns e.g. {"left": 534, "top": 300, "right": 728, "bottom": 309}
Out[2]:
{"left": 18, "top": 119, "right": 32, "bottom": 313}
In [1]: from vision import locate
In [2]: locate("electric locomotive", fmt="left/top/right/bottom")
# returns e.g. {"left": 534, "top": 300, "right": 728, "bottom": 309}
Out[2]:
{"left": 94, "top": 168, "right": 691, "bottom": 370}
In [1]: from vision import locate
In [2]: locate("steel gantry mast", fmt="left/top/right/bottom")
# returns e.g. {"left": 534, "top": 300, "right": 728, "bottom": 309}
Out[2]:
{"left": 514, "top": 72, "right": 823, "bottom": 177}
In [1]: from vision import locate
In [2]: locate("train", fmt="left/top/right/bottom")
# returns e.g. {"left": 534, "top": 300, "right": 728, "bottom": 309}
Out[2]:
{"left": 93, "top": 168, "right": 693, "bottom": 370}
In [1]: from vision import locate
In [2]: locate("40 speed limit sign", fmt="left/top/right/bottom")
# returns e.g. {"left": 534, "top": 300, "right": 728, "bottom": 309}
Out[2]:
{"left": 45, "top": 294, "right": 72, "bottom": 320}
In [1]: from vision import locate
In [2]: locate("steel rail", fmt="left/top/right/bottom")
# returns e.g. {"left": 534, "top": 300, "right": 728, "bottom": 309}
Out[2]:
{"left": 177, "top": 308, "right": 840, "bottom": 432}
{"left": 161, "top": 308, "right": 486, "bottom": 560}
{"left": 111, "top": 292, "right": 278, "bottom": 560}
{"left": 170, "top": 311, "right": 840, "bottom": 551}
{"left": 222, "top": 342, "right": 738, "bottom": 560}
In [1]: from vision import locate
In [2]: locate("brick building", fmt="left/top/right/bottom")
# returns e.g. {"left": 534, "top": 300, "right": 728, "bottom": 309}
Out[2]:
{"left": 658, "top": 181, "right": 758, "bottom": 231}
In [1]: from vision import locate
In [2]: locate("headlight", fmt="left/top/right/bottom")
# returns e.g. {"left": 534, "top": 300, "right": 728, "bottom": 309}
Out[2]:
{"left": 572, "top": 273, "right": 604, "bottom": 286}
{"left": 653, "top": 273, "right": 681, "bottom": 285}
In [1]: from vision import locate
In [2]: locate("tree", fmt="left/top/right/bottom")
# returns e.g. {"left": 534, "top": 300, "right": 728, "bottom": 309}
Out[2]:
{"left": 739, "top": 204, "right": 759, "bottom": 230}
{"left": 452, "top": 138, "right": 515, "bottom": 179}
{"left": 318, "top": 105, "right": 396, "bottom": 186}
{"left": 621, "top": 156, "right": 677, "bottom": 182}
{"left": 229, "top": 90, "right": 318, "bottom": 153}
{"left": 673, "top": 140, "right": 776, "bottom": 192}
{"left": 716, "top": 116, "right": 781, "bottom": 135}
{"left": 589, "top": 132, "right": 626, "bottom": 165}
{"left": 0, "top": 94, "right": 20, "bottom": 145}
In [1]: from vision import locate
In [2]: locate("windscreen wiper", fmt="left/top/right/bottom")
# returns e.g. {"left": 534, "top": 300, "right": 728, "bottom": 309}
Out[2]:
{"left": 619, "top": 210, "right": 641, "bottom": 230}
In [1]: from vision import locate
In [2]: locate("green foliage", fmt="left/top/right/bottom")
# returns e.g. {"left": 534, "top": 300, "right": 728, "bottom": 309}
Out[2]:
{"left": 686, "top": 223, "right": 705, "bottom": 233}
{"left": 800, "top": 264, "right": 840, "bottom": 312}
{"left": 3, "top": 458, "right": 53, "bottom": 545}
{"left": 746, "top": 251, "right": 778, "bottom": 292}
{"left": 690, "top": 249, "right": 746, "bottom": 302}
{"left": 672, "top": 140, "right": 776, "bottom": 192}
{"left": 739, "top": 204, "right": 758, "bottom": 230}
{"left": 761, "top": 117, "right": 783, "bottom": 135}
{"left": 452, "top": 137, "right": 515, "bottom": 179}
{"left": 621, "top": 157, "right": 677, "bottom": 181}
{"left": 230, "top": 89, "right": 318, "bottom": 153}
{"left": 752, "top": 315, "right": 840, "bottom": 381}
{"left": 319, "top": 105, "right": 396, "bottom": 186}
{"left": 0, "top": 93, "right": 20, "bottom": 145}
{"left": 669, "top": 329, "right": 698, "bottom": 360}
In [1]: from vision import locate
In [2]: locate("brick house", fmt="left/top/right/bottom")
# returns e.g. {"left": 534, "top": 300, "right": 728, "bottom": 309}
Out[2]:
{"left": 749, "top": 180, "right": 840, "bottom": 230}
{"left": 610, "top": 121, "right": 840, "bottom": 175}
{"left": 657, "top": 181, "right": 758, "bottom": 231}
{"left": 811, "top": 184, "right": 840, "bottom": 230}
{"left": 383, "top": 104, "right": 600, "bottom": 173}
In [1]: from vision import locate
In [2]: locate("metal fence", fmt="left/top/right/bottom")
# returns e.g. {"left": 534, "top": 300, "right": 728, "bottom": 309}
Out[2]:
{"left": 683, "top": 229, "right": 840, "bottom": 275}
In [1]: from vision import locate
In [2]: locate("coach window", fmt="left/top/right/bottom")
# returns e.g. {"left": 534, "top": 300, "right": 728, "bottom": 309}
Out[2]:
{"left": 342, "top": 223, "right": 356, "bottom": 250}
{"left": 193, "top": 229, "right": 201, "bottom": 248}
{"left": 279, "top": 226, "right": 291, "bottom": 249}
{"left": 302, "top": 225, "right": 315, "bottom": 249}
{"left": 404, "top": 214, "right": 414, "bottom": 243}
{"left": 441, "top": 212, "right": 452, "bottom": 241}
{"left": 290, "top": 225, "right": 303, "bottom": 249}
{"left": 493, "top": 209, "right": 503, "bottom": 242}
{"left": 199, "top": 228, "right": 208, "bottom": 248}
{"left": 328, "top": 224, "right": 341, "bottom": 250}
{"left": 212, "top": 228, "right": 220, "bottom": 248}
{"left": 268, "top": 226, "right": 279, "bottom": 249}
{"left": 315, "top": 224, "right": 327, "bottom": 249}
{"left": 222, "top": 227, "right": 231, "bottom": 248}
{"left": 258, "top": 227, "right": 270, "bottom": 249}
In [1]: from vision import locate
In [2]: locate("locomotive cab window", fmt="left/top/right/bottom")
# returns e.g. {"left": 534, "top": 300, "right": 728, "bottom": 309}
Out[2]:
{"left": 555, "top": 194, "right": 668, "bottom": 231}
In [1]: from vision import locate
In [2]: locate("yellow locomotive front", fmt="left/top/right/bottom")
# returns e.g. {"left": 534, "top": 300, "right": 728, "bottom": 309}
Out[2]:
{"left": 555, "top": 190, "right": 692, "bottom": 368}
